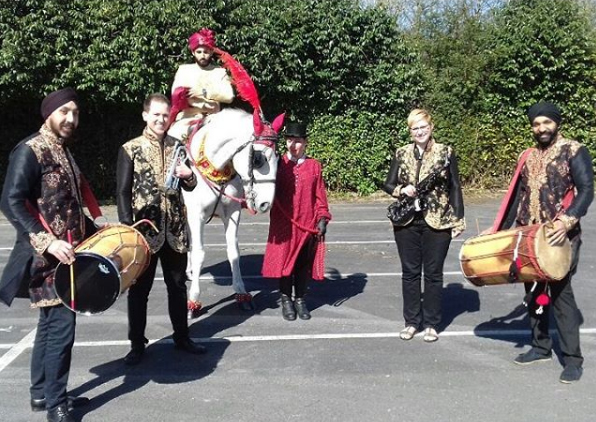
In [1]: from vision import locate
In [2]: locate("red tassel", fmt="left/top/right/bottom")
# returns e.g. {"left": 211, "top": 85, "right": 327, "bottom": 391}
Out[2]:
{"left": 536, "top": 293, "right": 550, "bottom": 307}
{"left": 214, "top": 48, "right": 261, "bottom": 111}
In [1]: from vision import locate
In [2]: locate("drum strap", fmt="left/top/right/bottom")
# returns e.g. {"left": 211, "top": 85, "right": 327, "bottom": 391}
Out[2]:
{"left": 490, "top": 148, "right": 535, "bottom": 233}
{"left": 80, "top": 174, "right": 103, "bottom": 220}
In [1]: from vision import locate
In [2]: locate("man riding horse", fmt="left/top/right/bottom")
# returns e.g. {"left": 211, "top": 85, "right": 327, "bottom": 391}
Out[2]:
{"left": 169, "top": 28, "right": 284, "bottom": 317}
{"left": 168, "top": 28, "right": 235, "bottom": 141}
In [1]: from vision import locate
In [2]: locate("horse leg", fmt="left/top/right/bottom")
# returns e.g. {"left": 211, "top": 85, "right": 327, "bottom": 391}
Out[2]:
{"left": 187, "top": 218, "right": 207, "bottom": 319}
{"left": 223, "top": 209, "right": 253, "bottom": 311}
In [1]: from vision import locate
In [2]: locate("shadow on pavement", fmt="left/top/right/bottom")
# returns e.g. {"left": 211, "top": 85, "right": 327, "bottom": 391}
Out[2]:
{"left": 308, "top": 268, "right": 368, "bottom": 311}
{"left": 474, "top": 303, "right": 530, "bottom": 349}
{"left": 69, "top": 339, "right": 228, "bottom": 419}
{"left": 440, "top": 282, "right": 480, "bottom": 331}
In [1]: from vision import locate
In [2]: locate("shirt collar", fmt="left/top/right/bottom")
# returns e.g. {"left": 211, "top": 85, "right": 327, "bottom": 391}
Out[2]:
{"left": 143, "top": 127, "right": 163, "bottom": 143}
{"left": 39, "top": 124, "right": 65, "bottom": 146}
{"left": 287, "top": 152, "right": 306, "bottom": 165}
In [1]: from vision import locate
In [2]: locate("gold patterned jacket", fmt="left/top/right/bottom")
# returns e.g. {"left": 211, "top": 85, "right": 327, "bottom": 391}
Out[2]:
{"left": 116, "top": 129, "right": 197, "bottom": 253}
{"left": 383, "top": 140, "right": 466, "bottom": 232}
{"left": 0, "top": 124, "right": 92, "bottom": 308}
{"left": 507, "top": 134, "right": 594, "bottom": 240}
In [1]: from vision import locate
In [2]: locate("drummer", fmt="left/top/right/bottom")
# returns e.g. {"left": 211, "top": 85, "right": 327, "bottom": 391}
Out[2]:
{"left": 495, "top": 102, "right": 593, "bottom": 383}
{"left": 0, "top": 88, "right": 101, "bottom": 421}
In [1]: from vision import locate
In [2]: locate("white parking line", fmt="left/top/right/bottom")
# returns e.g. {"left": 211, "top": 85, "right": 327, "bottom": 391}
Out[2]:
{"left": 0, "top": 328, "right": 36, "bottom": 373}
{"left": 2, "top": 328, "right": 596, "bottom": 353}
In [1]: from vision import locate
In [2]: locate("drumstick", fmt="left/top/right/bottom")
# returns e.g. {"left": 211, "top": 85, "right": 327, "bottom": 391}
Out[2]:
{"left": 67, "top": 230, "right": 75, "bottom": 310}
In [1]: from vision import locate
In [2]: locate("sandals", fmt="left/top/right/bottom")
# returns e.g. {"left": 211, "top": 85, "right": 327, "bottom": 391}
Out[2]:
{"left": 423, "top": 327, "right": 439, "bottom": 342}
{"left": 399, "top": 326, "right": 418, "bottom": 341}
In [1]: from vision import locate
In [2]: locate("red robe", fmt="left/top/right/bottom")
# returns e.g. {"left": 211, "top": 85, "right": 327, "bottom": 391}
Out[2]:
{"left": 262, "top": 155, "right": 332, "bottom": 280}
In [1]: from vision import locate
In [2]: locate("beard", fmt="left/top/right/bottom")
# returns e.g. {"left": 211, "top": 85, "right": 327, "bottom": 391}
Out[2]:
{"left": 533, "top": 127, "right": 558, "bottom": 148}
{"left": 196, "top": 57, "right": 211, "bottom": 68}
{"left": 48, "top": 119, "right": 77, "bottom": 142}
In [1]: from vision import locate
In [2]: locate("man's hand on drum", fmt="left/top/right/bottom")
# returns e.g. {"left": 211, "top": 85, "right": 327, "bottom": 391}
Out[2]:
{"left": 401, "top": 184, "right": 417, "bottom": 197}
{"left": 547, "top": 220, "right": 567, "bottom": 246}
{"left": 47, "top": 240, "right": 75, "bottom": 265}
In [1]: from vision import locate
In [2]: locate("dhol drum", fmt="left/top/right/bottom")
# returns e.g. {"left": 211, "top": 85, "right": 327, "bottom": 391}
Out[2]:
{"left": 54, "top": 222, "right": 153, "bottom": 314}
{"left": 459, "top": 223, "right": 572, "bottom": 287}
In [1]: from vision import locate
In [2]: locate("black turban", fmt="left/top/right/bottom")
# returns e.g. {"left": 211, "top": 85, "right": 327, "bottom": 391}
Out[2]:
{"left": 527, "top": 102, "right": 562, "bottom": 125}
{"left": 41, "top": 88, "right": 79, "bottom": 121}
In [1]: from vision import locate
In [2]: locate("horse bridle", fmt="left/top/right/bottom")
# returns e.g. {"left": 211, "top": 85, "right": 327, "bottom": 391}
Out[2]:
{"left": 240, "top": 133, "right": 278, "bottom": 210}
{"left": 196, "top": 132, "right": 278, "bottom": 212}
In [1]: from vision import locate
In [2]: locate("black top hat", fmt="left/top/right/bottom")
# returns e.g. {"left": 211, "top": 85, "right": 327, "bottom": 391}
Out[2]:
{"left": 284, "top": 122, "right": 308, "bottom": 138}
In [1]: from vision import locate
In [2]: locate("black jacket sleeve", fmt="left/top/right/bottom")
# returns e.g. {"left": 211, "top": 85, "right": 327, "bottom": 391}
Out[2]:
{"left": 383, "top": 157, "right": 400, "bottom": 196}
{"left": 448, "top": 150, "right": 465, "bottom": 219}
{"left": 567, "top": 146, "right": 594, "bottom": 219}
{"left": 116, "top": 147, "right": 134, "bottom": 225}
{"left": 0, "top": 141, "right": 47, "bottom": 236}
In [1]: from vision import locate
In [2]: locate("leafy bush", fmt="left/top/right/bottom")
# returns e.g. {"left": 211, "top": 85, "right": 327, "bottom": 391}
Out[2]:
{"left": 306, "top": 112, "right": 406, "bottom": 195}
{"left": 1, "top": 0, "right": 594, "bottom": 197}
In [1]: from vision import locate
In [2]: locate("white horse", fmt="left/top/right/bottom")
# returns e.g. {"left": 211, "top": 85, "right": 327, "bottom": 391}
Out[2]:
{"left": 181, "top": 108, "right": 284, "bottom": 316}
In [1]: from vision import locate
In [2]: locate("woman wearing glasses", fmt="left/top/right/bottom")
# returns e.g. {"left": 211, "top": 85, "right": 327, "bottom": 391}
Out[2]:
{"left": 383, "top": 109, "right": 465, "bottom": 342}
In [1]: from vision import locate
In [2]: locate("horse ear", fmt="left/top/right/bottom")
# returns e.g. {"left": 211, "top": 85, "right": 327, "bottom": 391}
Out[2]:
{"left": 271, "top": 112, "right": 286, "bottom": 134}
{"left": 253, "top": 109, "right": 264, "bottom": 135}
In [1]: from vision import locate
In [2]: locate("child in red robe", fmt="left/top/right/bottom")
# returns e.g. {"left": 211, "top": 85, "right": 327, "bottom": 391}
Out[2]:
{"left": 262, "top": 122, "right": 331, "bottom": 320}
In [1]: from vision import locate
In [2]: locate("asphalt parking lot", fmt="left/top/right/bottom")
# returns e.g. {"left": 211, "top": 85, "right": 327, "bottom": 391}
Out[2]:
{"left": 1, "top": 196, "right": 595, "bottom": 422}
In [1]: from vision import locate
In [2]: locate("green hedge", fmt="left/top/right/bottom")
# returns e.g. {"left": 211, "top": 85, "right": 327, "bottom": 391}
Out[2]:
{"left": 1, "top": 0, "right": 595, "bottom": 198}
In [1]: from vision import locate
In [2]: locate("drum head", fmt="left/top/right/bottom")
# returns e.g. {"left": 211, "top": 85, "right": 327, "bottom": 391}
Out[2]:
{"left": 54, "top": 252, "right": 121, "bottom": 315}
{"left": 535, "top": 224, "right": 572, "bottom": 280}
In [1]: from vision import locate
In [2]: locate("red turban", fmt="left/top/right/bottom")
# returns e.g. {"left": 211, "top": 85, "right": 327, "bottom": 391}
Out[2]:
{"left": 188, "top": 28, "right": 216, "bottom": 51}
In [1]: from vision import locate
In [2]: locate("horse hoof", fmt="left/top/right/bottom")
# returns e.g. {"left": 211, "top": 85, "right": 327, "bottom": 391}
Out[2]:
{"left": 237, "top": 301, "right": 254, "bottom": 312}
{"left": 187, "top": 300, "right": 202, "bottom": 319}
{"left": 235, "top": 293, "right": 254, "bottom": 311}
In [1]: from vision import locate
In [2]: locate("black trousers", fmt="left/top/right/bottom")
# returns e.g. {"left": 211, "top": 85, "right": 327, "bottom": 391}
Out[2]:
{"left": 127, "top": 241, "right": 189, "bottom": 347}
{"left": 279, "top": 238, "right": 314, "bottom": 299}
{"left": 524, "top": 238, "right": 583, "bottom": 366}
{"left": 393, "top": 217, "right": 452, "bottom": 330}
{"left": 30, "top": 304, "right": 76, "bottom": 411}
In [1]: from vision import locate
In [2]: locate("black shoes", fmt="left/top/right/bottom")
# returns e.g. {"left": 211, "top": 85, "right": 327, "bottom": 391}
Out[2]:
{"left": 47, "top": 404, "right": 75, "bottom": 422}
{"left": 174, "top": 337, "right": 207, "bottom": 355}
{"left": 31, "top": 396, "right": 90, "bottom": 412}
{"left": 294, "top": 298, "right": 311, "bottom": 320}
{"left": 515, "top": 349, "right": 583, "bottom": 383}
{"left": 124, "top": 346, "right": 145, "bottom": 366}
{"left": 281, "top": 295, "right": 311, "bottom": 320}
{"left": 560, "top": 365, "right": 583, "bottom": 384}
{"left": 513, "top": 349, "right": 552, "bottom": 365}
{"left": 281, "top": 294, "right": 297, "bottom": 321}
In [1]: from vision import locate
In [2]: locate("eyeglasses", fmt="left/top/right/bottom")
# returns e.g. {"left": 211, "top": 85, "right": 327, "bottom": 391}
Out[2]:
{"left": 410, "top": 124, "right": 430, "bottom": 133}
